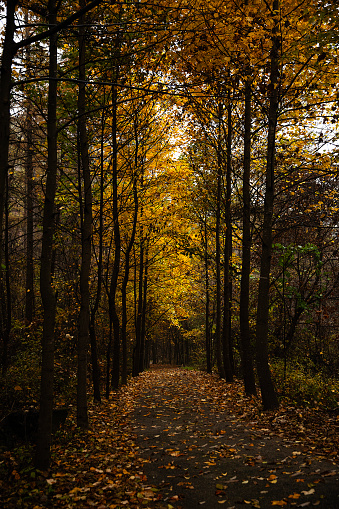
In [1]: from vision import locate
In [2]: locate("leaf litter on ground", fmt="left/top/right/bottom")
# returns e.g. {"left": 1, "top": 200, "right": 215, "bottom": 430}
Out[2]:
{"left": 0, "top": 366, "right": 338, "bottom": 508}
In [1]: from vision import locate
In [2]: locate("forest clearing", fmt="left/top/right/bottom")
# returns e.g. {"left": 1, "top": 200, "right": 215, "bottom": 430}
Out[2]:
{"left": 0, "top": 0, "right": 339, "bottom": 488}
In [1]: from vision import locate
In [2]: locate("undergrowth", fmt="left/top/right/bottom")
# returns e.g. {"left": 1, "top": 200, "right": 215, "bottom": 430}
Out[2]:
{"left": 272, "top": 359, "right": 339, "bottom": 410}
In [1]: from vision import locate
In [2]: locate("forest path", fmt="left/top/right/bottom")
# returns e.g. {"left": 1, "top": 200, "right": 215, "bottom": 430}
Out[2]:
{"left": 131, "top": 367, "right": 339, "bottom": 509}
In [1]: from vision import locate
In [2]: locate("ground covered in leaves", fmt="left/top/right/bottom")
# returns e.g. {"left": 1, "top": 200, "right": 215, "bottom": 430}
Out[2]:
{"left": 131, "top": 368, "right": 338, "bottom": 508}
{"left": 0, "top": 366, "right": 338, "bottom": 508}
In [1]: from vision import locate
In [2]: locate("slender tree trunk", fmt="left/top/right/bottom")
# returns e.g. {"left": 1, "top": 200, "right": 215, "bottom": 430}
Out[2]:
{"left": 34, "top": 0, "right": 58, "bottom": 469}
{"left": 77, "top": 2, "right": 92, "bottom": 428}
{"left": 24, "top": 15, "right": 35, "bottom": 324}
{"left": 133, "top": 165, "right": 145, "bottom": 377}
{"left": 222, "top": 99, "right": 233, "bottom": 382}
{"left": 89, "top": 313, "right": 101, "bottom": 402}
{"left": 121, "top": 174, "right": 138, "bottom": 384}
{"left": 106, "top": 322, "right": 112, "bottom": 399}
{"left": 134, "top": 233, "right": 144, "bottom": 376}
{"left": 204, "top": 217, "right": 212, "bottom": 373}
{"left": 240, "top": 79, "right": 257, "bottom": 396}
{"left": 255, "top": 0, "right": 280, "bottom": 410}
{"left": 0, "top": 1, "right": 18, "bottom": 270}
{"left": 110, "top": 81, "right": 121, "bottom": 390}
{"left": 139, "top": 242, "right": 149, "bottom": 373}
{"left": 25, "top": 108, "right": 34, "bottom": 324}
{"left": 1, "top": 173, "right": 11, "bottom": 374}
{"left": 215, "top": 103, "right": 225, "bottom": 379}
{"left": 89, "top": 106, "right": 106, "bottom": 403}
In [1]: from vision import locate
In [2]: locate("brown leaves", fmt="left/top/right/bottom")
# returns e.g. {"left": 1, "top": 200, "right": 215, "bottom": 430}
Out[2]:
{"left": 1, "top": 367, "right": 338, "bottom": 508}
{"left": 0, "top": 393, "right": 160, "bottom": 508}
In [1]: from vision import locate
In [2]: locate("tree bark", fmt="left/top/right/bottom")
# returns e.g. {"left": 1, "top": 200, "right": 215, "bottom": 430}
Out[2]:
{"left": 25, "top": 12, "right": 35, "bottom": 324}
{"left": 34, "top": 0, "right": 58, "bottom": 469}
{"left": 255, "top": 0, "right": 280, "bottom": 410}
{"left": 134, "top": 231, "right": 144, "bottom": 377}
{"left": 0, "top": 1, "right": 18, "bottom": 271}
{"left": 204, "top": 216, "right": 212, "bottom": 373}
{"left": 222, "top": 99, "right": 233, "bottom": 382}
{"left": 0, "top": 173, "right": 12, "bottom": 374}
{"left": 25, "top": 105, "right": 34, "bottom": 324}
{"left": 89, "top": 106, "right": 107, "bottom": 403}
{"left": 139, "top": 241, "right": 149, "bottom": 373}
{"left": 121, "top": 154, "right": 138, "bottom": 384}
{"left": 240, "top": 79, "right": 257, "bottom": 396}
{"left": 215, "top": 102, "right": 225, "bottom": 379}
{"left": 110, "top": 80, "right": 121, "bottom": 390}
{"left": 77, "top": 1, "right": 92, "bottom": 428}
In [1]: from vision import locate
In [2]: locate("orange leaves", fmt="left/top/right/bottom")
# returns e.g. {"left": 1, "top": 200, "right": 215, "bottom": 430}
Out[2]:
{"left": 288, "top": 493, "right": 301, "bottom": 499}
{"left": 267, "top": 474, "right": 278, "bottom": 483}
{"left": 165, "top": 449, "right": 182, "bottom": 457}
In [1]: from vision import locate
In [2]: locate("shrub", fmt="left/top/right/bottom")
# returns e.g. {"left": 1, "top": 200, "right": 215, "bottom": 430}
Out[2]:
{"left": 272, "top": 359, "right": 339, "bottom": 410}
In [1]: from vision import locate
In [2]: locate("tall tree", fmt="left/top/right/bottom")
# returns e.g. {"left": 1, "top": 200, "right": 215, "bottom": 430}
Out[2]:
{"left": 222, "top": 97, "right": 234, "bottom": 381}
{"left": 0, "top": 1, "right": 18, "bottom": 271}
{"left": 240, "top": 78, "right": 257, "bottom": 396}
{"left": 215, "top": 100, "right": 226, "bottom": 379}
{"left": 255, "top": 0, "right": 280, "bottom": 411}
{"left": 77, "top": 0, "right": 92, "bottom": 429}
{"left": 34, "top": 0, "right": 59, "bottom": 469}
{"left": 109, "top": 77, "right": 121, "bottom": 390}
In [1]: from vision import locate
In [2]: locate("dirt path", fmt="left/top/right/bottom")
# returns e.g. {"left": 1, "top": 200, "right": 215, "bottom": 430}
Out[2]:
{"left": 131, "top": 368, "right": 339, "bottom": 509}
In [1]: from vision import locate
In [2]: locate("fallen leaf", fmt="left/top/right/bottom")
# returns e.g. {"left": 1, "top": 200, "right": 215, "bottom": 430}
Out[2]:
{"left": 288, "top": 493, "right": 301, "bottom": 499}
{"left": 301, "top": 489, "right": 315, "bottom": 495}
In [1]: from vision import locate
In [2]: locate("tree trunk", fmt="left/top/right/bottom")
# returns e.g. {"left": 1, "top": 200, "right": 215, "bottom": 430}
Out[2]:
{"left": 77, "top": 2, "right": 92, "bottom": 428}
{"left": 1, "top": 173, "right": 11, "bottom": 374}
{"left": 204, "top": 217, "right": 212, "bottom": 373}
{"left": 24, "top": 12, "right": 35, "bottom": 324}
{"left": 0, "top": 1, "right": 18, "bottom": 270}
{"left": 121, "top": 174, "right": 138, "bottom": 384}
{"left": 34, "top": 0, "right": 58, "bottom": 469}
{"left": 89, "top": 106, "right": 106, "bottom": 403}
{"left": 133, "top": 233, "right": 144, "bottom": 377}
{"left": 255, "top": 0, "right": 280, "bottom": 411}
{"left": 222, "top": 99, "right": 233, "bottom": 382}
{"left": 240, "top": 79, "right": 257, "bottom": 396}
{"left": 110, "top": 80, "right": 121, "bottom": 390}
{"left": 139, "top": 242, "right": 149, "bottom": 373}
{"left": 215, "top": 103, "right": 225, "bottom": 379}
{"left": 25, "top": 106, "right": 34, "bottom": 324}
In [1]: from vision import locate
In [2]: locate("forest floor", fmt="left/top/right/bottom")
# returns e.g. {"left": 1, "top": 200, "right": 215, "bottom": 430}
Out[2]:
{"left": 0, "top": 366, "right": 338, "bottom": 508}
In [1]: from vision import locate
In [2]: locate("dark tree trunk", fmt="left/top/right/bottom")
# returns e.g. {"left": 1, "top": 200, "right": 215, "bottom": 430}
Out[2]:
{"left": 133, "top": 233, "right": 144, "bottom": 377}
{"left": 121, "top": 174, "right": 138, "bottom": 385}
{"left": 89, "top": 106, "right": 106, "bottom": 403}
{"left": 215, "top": 103, "right": 225, "bottom": 379}
{"left": 204, "top": 217, "right": 212, "bottom": 373}
{"left": 34, "top": 0, "right": 58, "bottom": 470}
{"left": 240, "top": 79, "right": 257, "bottom": 396}
{"left": 24, "top": 11, "right": 34, "bottom": 325}
{"left": 77, "top": 2, "right": 92, "bottom": 428}
{"left": 1, "top": 173, "right": 12, "bottom": 374}
{"left": 106, "top": 322, "right": 113, "bottom": 399}
{"left": 255, "top": 0, "right": 280, "bottom": 411}
{"left": 222, "top": 99, "right": 233, "bottom": 382}
{"left": 25, "top": 108, "right": 34, "bottom": 324}
{"left": 0, "top": 1, "right": 18, "bottom": 270}
{"left": 139, "top": 242, "right": 149, "bottom": 373}
{"left": 110, "top": 81, "right": 121, "bottom": 390}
